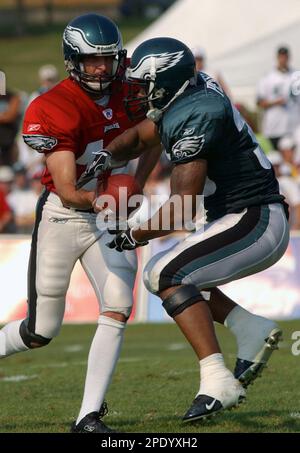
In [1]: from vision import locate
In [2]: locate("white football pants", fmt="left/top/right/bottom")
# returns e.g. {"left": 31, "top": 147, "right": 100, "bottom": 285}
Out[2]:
{"left": 26, "top": 190, "right": 137, "bottom": 338}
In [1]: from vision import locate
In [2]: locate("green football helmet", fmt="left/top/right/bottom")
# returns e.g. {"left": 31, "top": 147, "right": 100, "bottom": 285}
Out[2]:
{"left": 125, "top": 37, "right": 196, "bottom": 122}
{"left": 63, "top": 13, "right": 126, "bottom": 94}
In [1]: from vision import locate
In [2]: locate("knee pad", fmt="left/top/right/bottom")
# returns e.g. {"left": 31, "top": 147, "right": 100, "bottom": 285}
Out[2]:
{"left": 20, "top": 320, "right": 52, "bottom": 349}
{"left": 162, "top": 284, "right": 204, "bottom": 318}
{"left": 143, "top": 251, "right": 168, "bottom": 294}
{"left": 98, "top": 315, "right": 126, "bottom": 329}
{"left": 101, "top": 281, "right": 133, "bottom": 319}
{"left": 101, "top": 304, "right": 132, "bottom": 319}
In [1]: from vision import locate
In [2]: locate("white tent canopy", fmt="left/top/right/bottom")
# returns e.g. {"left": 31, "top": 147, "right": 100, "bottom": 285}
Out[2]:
{"left": 126, "top": 0, "right": 300, "bottom": 108}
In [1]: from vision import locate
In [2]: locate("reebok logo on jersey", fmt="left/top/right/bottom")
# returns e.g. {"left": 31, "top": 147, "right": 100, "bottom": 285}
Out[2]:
{"left": 103, "top": 108, "right": 113, "bottom": 120}
{"left": 23, "top": 134, "right": 58, "bottom": 152}
{"left": 27, "top": 123, "right": 41, "bottom": 132}
{"left": 171, "top": 135, "right": 205, "bottom": 161}
{"left": 183, "top": 127, "right": 195, "bottom": 136}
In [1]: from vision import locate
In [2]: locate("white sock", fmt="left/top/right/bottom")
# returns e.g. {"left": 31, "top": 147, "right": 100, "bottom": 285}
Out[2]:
{"left": 198, "top": 353, "right": 235, "bottom": 396}
{"left": 198, "top": 353, "right": 244, "bottom": 406}
{"left": 224, "top": 306, "right": 277, "bottom": 361}
{"left": 0, "top": 320, "right": 28, "bottom": 358}
{"left": 76, "top": 315, "right": 126, "bottom": 424}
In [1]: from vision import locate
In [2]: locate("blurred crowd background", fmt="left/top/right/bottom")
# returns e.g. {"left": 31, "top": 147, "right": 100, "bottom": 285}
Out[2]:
{"left": 1, "top": 0, "right": 300, "bottom": 234}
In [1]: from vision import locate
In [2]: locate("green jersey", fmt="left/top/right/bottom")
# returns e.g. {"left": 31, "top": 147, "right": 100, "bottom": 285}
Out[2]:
{"left": 159, "top": 73, "right": 285, "bottom": 221}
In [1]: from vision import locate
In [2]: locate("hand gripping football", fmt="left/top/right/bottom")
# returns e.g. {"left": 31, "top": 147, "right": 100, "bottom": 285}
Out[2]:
{"left": 95, "top": 173, "right": 143, "bottom": 219}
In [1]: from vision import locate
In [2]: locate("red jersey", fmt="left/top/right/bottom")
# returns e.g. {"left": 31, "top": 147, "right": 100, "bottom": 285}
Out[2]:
{"left": 22, "top": 77, "right": 140, "bottom": 192}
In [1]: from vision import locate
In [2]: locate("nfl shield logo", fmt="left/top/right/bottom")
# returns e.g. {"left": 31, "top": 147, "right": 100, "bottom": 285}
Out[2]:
{"left": 103, "top": 108, "right": 113, "bottom": 120}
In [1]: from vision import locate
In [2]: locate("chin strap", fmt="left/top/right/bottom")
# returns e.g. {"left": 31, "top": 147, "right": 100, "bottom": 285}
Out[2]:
{"left": 146, "top": 79, "right": 191, "bottom": 123}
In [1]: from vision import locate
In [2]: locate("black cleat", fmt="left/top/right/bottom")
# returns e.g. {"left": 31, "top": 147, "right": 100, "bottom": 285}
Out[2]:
{"left": 70, "top": 402, "right": 116, "bottom": 433}
{"left": 234, "top": 327, "right": 282, "bottom": 388}
{"left": 182, "top": 395, "right": 224, "bottom": 423}
{"left": 182, "top": 381, "right": 246, "bottom": 424}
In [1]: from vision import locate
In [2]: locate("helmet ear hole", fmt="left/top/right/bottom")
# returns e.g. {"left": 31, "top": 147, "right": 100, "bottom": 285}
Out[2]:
{"left": 65, "top": 59, "right": 75, "bottom": 71}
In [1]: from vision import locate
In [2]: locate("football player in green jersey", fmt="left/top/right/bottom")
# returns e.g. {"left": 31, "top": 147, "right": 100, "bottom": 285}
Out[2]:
{"left": 93, "top": 37, "right": 289, "bottom": 422}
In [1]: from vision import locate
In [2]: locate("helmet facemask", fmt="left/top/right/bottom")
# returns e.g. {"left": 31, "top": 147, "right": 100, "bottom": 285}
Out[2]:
{"left": 65, "top": 50, "right": 126, "bottom": 94}
{"left": 124, "top": 74, "right": 167, "bottom": 121}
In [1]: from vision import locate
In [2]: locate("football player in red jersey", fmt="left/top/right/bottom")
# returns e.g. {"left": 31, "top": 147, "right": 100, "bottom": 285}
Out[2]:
{"left": 0, "top": 13, "right": 161, "bottom": 433}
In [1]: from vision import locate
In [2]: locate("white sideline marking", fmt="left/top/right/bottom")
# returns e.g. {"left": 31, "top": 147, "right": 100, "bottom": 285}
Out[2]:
{"left": 27, "top": 357, "right": 143, "bottom": 370}
{"left": 119, "top": 357, "right": 142, "bottom": 362}
{"left": 1, "top": 374, "right": 38, "bottom": 382}
{"left": 162, "top": 369, "right": 195, "bottom": 377}
{"left": 290, "top": 412, "right": 300, "bottom": 419}
{"left": 64, "top": 345, "right": 84, "bottom": 352}
{"left": 31, "top": 362, "right": 68, "bottom": 369}
{"left": 166, "top": 343, "right": 188, "bottom": 351}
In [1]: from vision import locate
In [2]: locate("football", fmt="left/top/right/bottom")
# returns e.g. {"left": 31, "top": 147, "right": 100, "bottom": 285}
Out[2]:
{"left": 96, "top": 173, "right": 143, "bottom": 218}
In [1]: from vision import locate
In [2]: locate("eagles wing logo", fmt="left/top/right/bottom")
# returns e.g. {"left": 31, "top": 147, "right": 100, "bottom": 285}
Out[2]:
{"left": 23, "top": 134, "right": 58, "bottom": 152}
{"left": 63, "top": 26, "right": 98, "bottom": 53}
{"left": 130, "top": 51, "right": 184, "bottom": 79}
{"left": 63, "top": 26, "right": 120, "bottom": 54}
{"left": 171, "top": 135, "right": 205, "bottom": 161}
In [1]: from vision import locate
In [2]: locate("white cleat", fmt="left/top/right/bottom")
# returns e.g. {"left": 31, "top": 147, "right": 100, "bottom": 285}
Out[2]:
{"left": 234, "top": 327, "right": 282, "bottom": 388}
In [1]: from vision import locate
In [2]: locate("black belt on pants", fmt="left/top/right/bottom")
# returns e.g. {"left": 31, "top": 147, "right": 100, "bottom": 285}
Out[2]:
{"left": 66, "top": 207, "right": 95, "bottom": 214}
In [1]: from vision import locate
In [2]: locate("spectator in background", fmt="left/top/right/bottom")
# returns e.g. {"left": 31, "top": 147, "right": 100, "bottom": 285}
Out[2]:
{"left": 17, "top": 65, "right": 57, "bottom": 171}
{"left": 0, "top": 166, "right": 15, "bottom": 233}
{"left": 257, "top": 46, "right": 296, "bottom": 150}
{"left": 0, "top": 69, "right": 5, "bottom": 96}
{"left": 293, "top": 121, "right": 300, "bottom": 161}
{"left": 0, "top": 89, "right": 22, "bottom": 166}
{"left": 28, "top": 64, "right": 59, "bottom": 104}
{"left": 268, "top": 151, "right": 300, "bottom": 230}
{"left": 0, "top": 165, "right": 14, "bottom": 197}
{"left": 277, "top": 136, "right": 299, "bottom": 178}
{"left": 192, "top": 46, "right": 231, "bottom": 97}
{"left": 7, "top": 163, "right": 39, "bottom": 234}
{"left": 0, "top": 184, "right": 13, "bottom": 233}
{"left": 29, "top": 170, "right": 43, "bottom": 198}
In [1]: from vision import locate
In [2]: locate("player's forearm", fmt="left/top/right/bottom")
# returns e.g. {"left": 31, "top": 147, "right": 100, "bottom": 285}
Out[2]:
{"left": 135, "top": 144, "right": 162, "bottom": 188}
{"left": 133, "top": 196, "right": 188, "bottom": 242}
{"left": 58, "top": 183, "right": 94, "bottom": 209}
{"left": 107, "top": 127, "right": 146, "bottom": 161}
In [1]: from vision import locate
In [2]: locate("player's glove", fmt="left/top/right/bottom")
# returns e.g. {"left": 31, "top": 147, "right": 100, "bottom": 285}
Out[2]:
{"left": 106, "top": 228, "right": 149, "bottom": 252}
{"left": 76, "top": 150, "right": 112, "bottom": 189}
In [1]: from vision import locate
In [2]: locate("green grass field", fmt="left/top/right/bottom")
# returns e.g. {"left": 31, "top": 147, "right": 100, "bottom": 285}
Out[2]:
{"left": 0, "top": 320, "right": 299, "bottom": 433}
{"left": 0, "top": 19, "right": 152, "bottom": 94}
